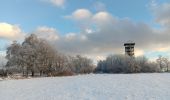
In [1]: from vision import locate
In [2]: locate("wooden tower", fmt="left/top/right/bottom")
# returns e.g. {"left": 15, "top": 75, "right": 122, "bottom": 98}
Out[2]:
{"left": 124, "top": 42, "right": 135, "bottom": 57}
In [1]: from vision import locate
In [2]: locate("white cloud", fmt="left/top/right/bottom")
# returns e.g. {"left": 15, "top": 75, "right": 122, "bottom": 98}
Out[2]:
{"left": 65, "top": 33, "right": 76, "bottom": 40}
{"left": 49, "top": 0, "right": 65, "bottom": 8}
{"left": 29, "top": 5, "right": 170, "bottom": 61}
{"left": 66, "top": 9, "right": 92, "bottom": 21}
{"left": 54, "top": 8, "right": 170, "bottom": 60}
{"left": 93, "top": 12, "right": 116, "bottom": 29}
{"left": 0, "top": 23, "right": 25, "bottom": 40}
{"left": 80, "top": 35, "right": 87, "bottom": 41}
{"left": 151, "top": 2, "right": 170, "bottom": 26}
{"left": 93, "top": 12, "right": 113, "bottom": 21}
{"left": 34, "top": 26, "right": 59, "bottom": 41}
{"left": 64, "top": 9, "right": 94, "bottom": 34}
{"left": 85, "top": 28, "right": 93, "bottom": 34}
{"left": 65, "top": 32, "right": 87, "bottom": 41}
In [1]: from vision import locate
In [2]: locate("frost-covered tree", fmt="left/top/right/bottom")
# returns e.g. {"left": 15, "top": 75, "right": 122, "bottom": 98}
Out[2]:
{"left": 162, "top": 57, "right": 169, "bottom": 72}
{"left": 136, "top": 56, "right": 159, "bottom": 72}
{"left": 21, "top": 34, "right": 40, "bottom": 76}
{"left": 6, "top": 41, "right": 22, "bottom": 74}
{"left": 98, "top": 54, "right": 137, "bottom": 73}
{"left": 156, "top": 56, "right": 169, "bottom": 72}
{"left": 95, "top": 60, "right": 106, "bottom": 73}
{"left": 156, "top": 56, "right": 165, "bottom": 72}
{"left": 0, "top": 54, "right": 7, "bottom": 76}
{"left": 156, "top": 55, "right": 164, "bottom": 71}
{"left": 95, "top": 54, "right": 159, "bottom": 73}
{"left": 5, "top": 34, "right": 94, "bottom": 77}
{"left": 68, "top": 55, "right": 94, "bottom": 74}
{"left": 35, "top": 39, "right": 56, "bottom": 76}
{"left": 5, "top": 34, "right": 58, "bottom": 76}
{"left": 20, "top": 34, "right": 60, "bottom": 76}
{"left": 54, "top": 53, "right": 67, "bottom": 71}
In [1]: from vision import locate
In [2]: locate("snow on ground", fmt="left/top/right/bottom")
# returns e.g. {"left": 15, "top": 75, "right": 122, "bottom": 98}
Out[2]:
{"left": 0, "top": 73, "right": 170, "bottom": 100}
{"left": 0, "top": 78, "right": 3, "bottom": 81}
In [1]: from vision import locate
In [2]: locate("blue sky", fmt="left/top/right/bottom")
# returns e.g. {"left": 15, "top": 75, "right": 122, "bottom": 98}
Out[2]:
{"left": 0, "top": 0, "right": 161, "bottom": 33}
{"left": 0, "top": 0, "right": 170, "bottom": 61}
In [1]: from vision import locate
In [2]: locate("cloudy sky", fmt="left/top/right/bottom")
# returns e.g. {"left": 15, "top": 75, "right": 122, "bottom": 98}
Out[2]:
{"left": 0, "top": 0, "right": 170, "bottom": 61}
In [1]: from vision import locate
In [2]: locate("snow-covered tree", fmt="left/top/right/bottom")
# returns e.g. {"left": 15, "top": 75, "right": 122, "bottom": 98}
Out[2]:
{"left": 5, "top": 34, "right": 94, "bottom": 76}
{"left": 156, "top": 56, "right": 169, "bottom": 72}
{"left": 162, "top": 57, "right": 169, "bottom": 72}
{"left": 68, "top": 55, "right": 94, "bottom": 74}
{"left": 5, "top": 34, "right": 59, "bottom": 76}
{"left": 6, "top": 41, "right": 22, "bottom": 74}
{"left": 21, "top": 34, "right": 40, "bottom": 76}
{"left": 35, "top": 39, "right": 56, "bottom": 76}
{"left": 95, "top": 54, "right": 159, "bottom": 73}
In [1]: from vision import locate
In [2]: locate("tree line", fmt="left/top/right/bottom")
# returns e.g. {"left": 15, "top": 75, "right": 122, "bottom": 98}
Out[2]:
{"left": 0, "top": 34, "right": 169, "bottom": 77}
{"left": 95, "top": 55, "right": 158, "bottom": 73}
{"left": 3, "top": 34, "right": 94, "bottom": 77}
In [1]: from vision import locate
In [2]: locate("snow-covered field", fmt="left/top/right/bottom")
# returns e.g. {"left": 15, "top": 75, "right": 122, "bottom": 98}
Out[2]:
{"left": 0, "top": 73, "right": 170, "bottom": 100}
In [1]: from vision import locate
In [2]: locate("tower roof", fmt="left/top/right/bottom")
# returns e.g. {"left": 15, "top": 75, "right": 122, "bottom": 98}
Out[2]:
{"left": 124, "top": 41, "right": 135, "bottom": 46}
{"left": 124, "top": 43, "right": 135, "bottom": 46}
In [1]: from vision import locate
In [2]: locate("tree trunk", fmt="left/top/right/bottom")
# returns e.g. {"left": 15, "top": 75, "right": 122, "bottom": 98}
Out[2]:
{"left": 40, "top": 70, "right": 43, "bottom": 76}
{"left": 167, "top": 65, "right": 169, "bottom": 72}
{"left": 22, "top": 71, "right": 25, "bottom": 76}
{"left": 26, "top": 71, "right": 28, "bottom": 77}
{"left": 31, "top": 70, "right": 34, "bottom": 77}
